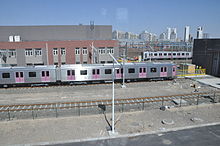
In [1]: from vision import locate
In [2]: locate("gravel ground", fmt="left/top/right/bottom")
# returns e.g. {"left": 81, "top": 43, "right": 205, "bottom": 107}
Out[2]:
{"left": 0, "top": 78, "right": 217, "bottom": 105}
{"left": 0, "top": 103, "right": 219, "bottom": 145}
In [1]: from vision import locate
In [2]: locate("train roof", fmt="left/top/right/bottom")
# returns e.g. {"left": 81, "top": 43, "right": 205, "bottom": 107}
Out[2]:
{"left": 0, "top": 65, "right": 56, "bottom": 70}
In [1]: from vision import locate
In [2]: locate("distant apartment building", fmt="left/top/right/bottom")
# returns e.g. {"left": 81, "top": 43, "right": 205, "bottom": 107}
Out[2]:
{"left": 113, "top": 30, "right": 138, "bottom": 40}
{"left": 197, "top": 26, "right": 203, "bottom": 39}
{"left": 0, "top": 25, "right": 119, "bottom": 67}
{"left": 184, "top": 26, "right": 190, "bottom": 42}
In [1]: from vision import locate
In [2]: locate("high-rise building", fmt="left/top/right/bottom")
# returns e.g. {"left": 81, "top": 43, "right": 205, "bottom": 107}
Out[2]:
{"left": 197, "top": 27, "right": 203, "bottom": 39}
{"left": 167, "top": 27, "right": 171, "bottom": 40}
{"left": 159, "top": 32, "right": 166, "bottom": 41}
{"left": 184, "top": 26, "right": 190, "bottom": 42}
{"left": 170, "top": 28, "right": 177, "bottom": 41}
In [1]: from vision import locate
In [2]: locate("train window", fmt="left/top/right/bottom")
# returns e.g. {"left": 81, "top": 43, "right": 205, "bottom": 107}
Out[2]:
{"left": 16, "top": 72, "right": 19, "bottom": 77}
{"left": 105, "top": 69, "right": 112, "bottom": 74}
{"left": 164, "top": 67, "right": 167, "bottom": 72}
{"left": 151, "top": 68, "right": 157, "bottom": 72}
{"left": 161, "top": 67, "right": 163, "bottom": 72}
{"left": 42, "top": 71, "right": 45, "bottom": 77}
{"left": 168, "top": 53, "right": 171, "bottom": 56}
{"left": 154, "top": 53, "right": 157, "bottom": 56}
{"left": 72, "top": 70, "right": 75, "bottom": 75}
{"left": 20, "top": 72, "right": 23, "bottom": 77}
{"left": 182, "top": 53, "right": 185, "bottom": 55}
{"left": 97, "top": 69, "right": 100, "bottom": 75}
{"left": 92, "top": 69, "right": 95, "bottom": 75}
{"left": 2, "top": 73, "right": 10, "bottom": 78}
{"left": 164, "top": 53, "right": 167, "bottom": 56}
{"left": 67, "top": 70, "right": 70, "bottom": 76}
{"left": 143, "top": 68, "right": 146, "bottom": 73}
{"left": 121, "top": 69, "right": 123, "bottom": 74}
{"left": 29, "top": 72, "right": 36, "bottom": 77}
{"left": 186, "top": 53, "right": 189, "bottom": 56}
{"left": 139, "top": 68, "right": 141, "bottom": 73}
{"left": 80, "top": 70, "right": 87, "bottom": 75}
{"left": 116, "top": 69, "right": 119, "bottom": 74}
{"left": 128, "top": 68, "right": 135, "bottom": 73}
{"left": 46, "top": 71, "right": 49, "bottom": 77}
{"left": 177, "top": 53, "right": 180, "bottom": 56}
{"left": 173, "top": 67, "right": 176, "bottom": 72}
{"left": 173, "top": 53, "right": 176, "bottom": 56}
{"left": 159, "top": 53, "right": 162, "bottom": 56}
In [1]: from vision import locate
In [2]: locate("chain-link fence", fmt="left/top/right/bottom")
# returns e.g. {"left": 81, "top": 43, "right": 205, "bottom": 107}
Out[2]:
{"left": 0, "top": 92, "right": 219, "bottom": 121}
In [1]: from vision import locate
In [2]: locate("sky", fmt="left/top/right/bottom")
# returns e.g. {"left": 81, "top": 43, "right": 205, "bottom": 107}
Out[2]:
{"left": 0, "top": 0, "right": 220, "bottom": 39}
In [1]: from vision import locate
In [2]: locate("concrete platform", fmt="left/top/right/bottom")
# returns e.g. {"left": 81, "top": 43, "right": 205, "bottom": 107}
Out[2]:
{"left": 193, "top": 76, "right": 220, "bottom": 89}
{"left": 0, "top": 103, "right": 220, "bottom": 145}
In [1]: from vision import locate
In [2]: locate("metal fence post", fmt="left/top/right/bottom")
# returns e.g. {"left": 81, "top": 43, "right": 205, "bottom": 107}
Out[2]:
{"left": 213, "top": 91, "right": 216, "bottom": 103}
{"left": 197, "top": 94, "right": 199, "bottom": 105}
{"left": 142, "top": 99, "right": 145, "bottom": 111}
{"left": 78, "top": 103, "right": 81, "bottom": 116}
{"left": 180, "top": 96, "right": 182, "bottom": 107}
{"left": 55, "top": 104, "right": 58, "bottom": 118}
{"left": 7, "top": 107, "right": 10, "bottom": 121}
{"left": 122, "top": 103, "right": 124, "bottom": 113}
{"left": 32, "top": 107, "right": 35, "bottom": 120}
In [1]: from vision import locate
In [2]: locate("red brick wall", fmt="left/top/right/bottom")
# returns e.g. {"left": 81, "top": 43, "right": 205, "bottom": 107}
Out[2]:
{"left": 0, "top": 40, "right": 118, "bottom": 65}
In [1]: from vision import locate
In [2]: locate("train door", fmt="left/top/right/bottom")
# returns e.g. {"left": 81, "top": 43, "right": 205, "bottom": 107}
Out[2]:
{"left": 67, "top": 70, "right": 75, "bottom": 80}
{"left": 41, "top": 71, "right": 50, "bottom": 82}
{"left": 115, "top": 68, "right": 123, "bottom": 79}
{"left": 139, "top": 67, "right": 147, "bottom": 78}
{"left": 15, "top": 72, "right": 24, "bottom": 83}
{"left": 92, "top": 69, "right": 100, "bottom": 79}
{"left": 172, "top": 66, "right": 176, "bottom": 76}
{"left": 160, "top": 67, "right": 167, "bottom": 77}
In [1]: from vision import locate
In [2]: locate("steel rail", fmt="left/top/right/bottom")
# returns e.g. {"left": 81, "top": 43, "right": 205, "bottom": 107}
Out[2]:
{"left": 0, "top": 92, "right": 218, "bottom": 113}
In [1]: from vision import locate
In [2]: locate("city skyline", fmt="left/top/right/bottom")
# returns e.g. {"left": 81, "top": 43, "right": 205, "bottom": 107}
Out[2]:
{"left": 0, "top": 0, "right": 220, "bottom": 38}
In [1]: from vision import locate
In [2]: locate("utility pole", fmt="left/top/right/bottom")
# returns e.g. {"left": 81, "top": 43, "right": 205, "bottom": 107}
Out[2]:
{"left": 121, "top": 43, "right": 126, "bottom": 88}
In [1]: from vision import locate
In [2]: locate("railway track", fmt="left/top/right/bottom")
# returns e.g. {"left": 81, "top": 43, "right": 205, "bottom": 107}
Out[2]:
{"left": 0, "top": 92, "right": 218, "bottom": 113}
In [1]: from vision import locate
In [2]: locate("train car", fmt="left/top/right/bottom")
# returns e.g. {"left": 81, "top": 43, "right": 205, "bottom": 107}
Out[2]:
{"left": 0, "top": 65, "right": 56, "bottom": 87}
{"left": 59, "top": 62, "right": 176, "bottom": 83}
{"left": 143, "top": 51, "right": 192, "bottom": 60}
{"left": 0, "top": 62, "right": 176, "bottom": 87}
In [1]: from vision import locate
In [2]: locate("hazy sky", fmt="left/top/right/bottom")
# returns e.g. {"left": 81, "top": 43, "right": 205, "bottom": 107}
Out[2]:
{"left": 0, "top": 0, "right": 220, "bottom": 38}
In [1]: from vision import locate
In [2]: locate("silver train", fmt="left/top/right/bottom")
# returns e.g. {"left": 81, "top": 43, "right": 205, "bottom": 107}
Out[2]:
{"left": 0, "top": 62, "right": 176, "bottom": 87}
{"left": 143, "top": 51, "right": 192, "bottom": 60}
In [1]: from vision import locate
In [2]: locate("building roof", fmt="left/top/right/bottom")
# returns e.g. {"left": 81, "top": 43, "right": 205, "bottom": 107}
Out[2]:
{"left": 0, "top": 25, "right": 112, "bottom": 42}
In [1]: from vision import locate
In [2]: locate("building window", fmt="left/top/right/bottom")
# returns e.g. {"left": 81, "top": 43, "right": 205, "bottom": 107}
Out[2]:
{"left": 76, "top": 62, "right": 80, "bottom": 64}
{"left": 75, "top": 48, "right": 80, "bottom": 55}
{"left": 61, "top": 48, "right": 66, "bottom": 55}
{"left": 107, "top": 47, "right": 114, "bottom": 54}
{"left": 2, "top": 73, "right": 10, "bottom": 78}
{"left": 8, "top": 49, "right": 16, "bottom": 57}
{"left": 99, "top": 47, "right": 105, "bottom": 54}
{"left": 83, "top": 61, "right": 87, "bottom": 64}
{"left": 25, "top": 49, "right": 33, "bottom": 56}
{"left": 35, "top": 48, "right": 42, "bottom": 56}
{"left": 82, "top": 47, "right": 87, "bottom": 55}
{"left": 53, "top": 48, "right": 58, "bottom": 56}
